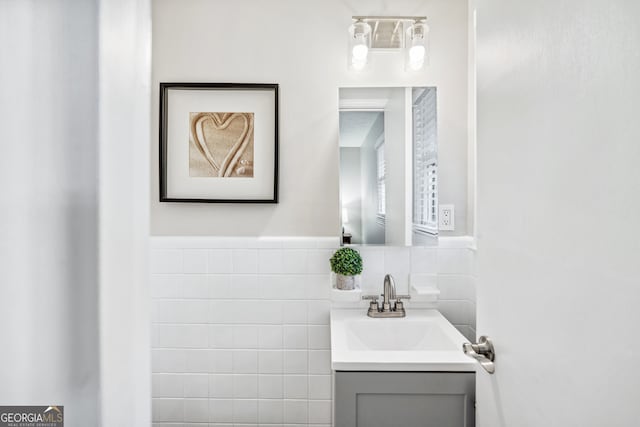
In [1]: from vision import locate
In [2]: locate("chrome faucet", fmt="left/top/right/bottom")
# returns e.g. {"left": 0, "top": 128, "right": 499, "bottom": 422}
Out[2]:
{"left": 382, "top": 274, "right": 396, "bottom": 311}
{"left": 362, "top": 274, "right": 411, "bottom": 318}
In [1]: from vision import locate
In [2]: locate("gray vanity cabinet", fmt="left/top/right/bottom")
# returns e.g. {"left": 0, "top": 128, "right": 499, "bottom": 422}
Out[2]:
{"left": 334, "top": 372, "right": 475, "bottom": 427}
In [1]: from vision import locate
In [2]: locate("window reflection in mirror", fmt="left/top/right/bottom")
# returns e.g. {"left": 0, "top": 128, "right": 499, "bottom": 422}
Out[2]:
{"left": 339, "top": 87, "right": 438, "bottom": 246}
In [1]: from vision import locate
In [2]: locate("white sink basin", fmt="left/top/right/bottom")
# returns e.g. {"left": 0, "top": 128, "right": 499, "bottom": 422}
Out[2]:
{"left": 331, "top": 308, "right": 476, "bottom": 371}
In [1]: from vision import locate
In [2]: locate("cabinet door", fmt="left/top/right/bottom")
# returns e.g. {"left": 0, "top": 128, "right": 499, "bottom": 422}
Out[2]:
{"left": 334, "top": 372, "right": 475, "bottom": 427}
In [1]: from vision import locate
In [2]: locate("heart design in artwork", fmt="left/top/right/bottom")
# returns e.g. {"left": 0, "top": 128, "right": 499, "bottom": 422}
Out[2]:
{"left": 190, "top": 112, "right": 254, "bottom": 177}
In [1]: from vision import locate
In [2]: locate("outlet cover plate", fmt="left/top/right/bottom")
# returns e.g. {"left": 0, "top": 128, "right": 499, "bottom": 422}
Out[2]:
{"left": 439, "top": 204, "right": 455, "bottom": 231}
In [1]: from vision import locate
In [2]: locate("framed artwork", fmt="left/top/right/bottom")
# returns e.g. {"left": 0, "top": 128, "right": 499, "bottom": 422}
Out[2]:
{"left": 159, "top": 83, "right": 279, "bottom": 203}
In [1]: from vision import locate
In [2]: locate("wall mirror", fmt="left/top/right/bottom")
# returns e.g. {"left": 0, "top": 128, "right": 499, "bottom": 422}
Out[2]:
{"left": 339, "top": 87, "right": 438, "bottom": 246}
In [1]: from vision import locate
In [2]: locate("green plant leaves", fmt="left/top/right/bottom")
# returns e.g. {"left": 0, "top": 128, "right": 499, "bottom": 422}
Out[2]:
{"left": 329, "top": 247, "right": 363, "bottom": 276}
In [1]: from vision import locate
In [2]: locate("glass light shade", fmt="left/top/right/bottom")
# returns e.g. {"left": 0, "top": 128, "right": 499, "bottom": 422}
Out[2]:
{"left": 405, "top": 21, "right": 429, "bottom": 71}
{"left": 348, "top": 21, "right": 371, "bottom": 70}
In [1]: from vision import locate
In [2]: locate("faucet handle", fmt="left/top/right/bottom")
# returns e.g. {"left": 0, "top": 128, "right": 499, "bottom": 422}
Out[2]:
{"left": 393, "top": 295, "right": 411, "bottom": 312}
{"left": 362, "top": 294, "right": 380, "bottom": 314}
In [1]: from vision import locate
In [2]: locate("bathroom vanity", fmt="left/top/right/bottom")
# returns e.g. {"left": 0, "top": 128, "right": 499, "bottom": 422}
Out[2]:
{"left": 331, "top": 309, "right": 476, "bottom": 427}
{"left": 335, "top": 371, "right": 474, "bottom": 427}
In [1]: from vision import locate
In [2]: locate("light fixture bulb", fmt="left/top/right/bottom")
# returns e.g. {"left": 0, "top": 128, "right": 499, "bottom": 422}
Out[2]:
{"left": 352, "top": 44, "right": 368, "bottom": 61}
{"left": 409, "top": 44, "right": 425, "bottom": 62}
{"left": 351, "top": 58, "right": 366, "bottom": 70}
{"left": 408, "top": 59, "right": 424, "bottom": 71}
{"left": 408, "top": 44, "right": 425, "bottom": 69}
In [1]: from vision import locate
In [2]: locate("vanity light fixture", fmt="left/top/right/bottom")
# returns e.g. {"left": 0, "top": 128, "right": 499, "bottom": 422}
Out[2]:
{"left": 348, "top": 16, "right": 428, "bottom": 72}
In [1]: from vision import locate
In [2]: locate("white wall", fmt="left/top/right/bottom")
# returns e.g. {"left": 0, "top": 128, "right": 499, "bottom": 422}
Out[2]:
{"left": 0, "top": 1, "right": 100, "bottom": 424}
{"left": 384, "top": 87, "right": 411, "bottom": 245}
{"left": 151, "top": 0, "right": 470, "bottom": 236}
{"left": 360, "top": 116, "right": 385, "bottom": 245}
{"left": 476, "top": 1, "right": 640, "bottom": 426}
{"left": 338, "top": 148, "right": 363, "bottom": 243}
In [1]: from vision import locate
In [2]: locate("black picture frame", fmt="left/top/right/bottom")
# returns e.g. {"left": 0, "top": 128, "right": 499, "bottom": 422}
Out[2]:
{"left": 159, "top": 82, "right": 279, "bottom": 203}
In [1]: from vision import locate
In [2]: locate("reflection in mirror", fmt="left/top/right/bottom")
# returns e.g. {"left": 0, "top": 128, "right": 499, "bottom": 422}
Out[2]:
{"left": 339, "top": 87, "right": 437, "bottom": 246}
{"left": 339, "top": 110, "right": 385, "bottom": 245}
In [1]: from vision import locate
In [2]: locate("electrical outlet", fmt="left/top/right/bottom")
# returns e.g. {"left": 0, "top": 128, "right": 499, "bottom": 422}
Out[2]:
{"left": 439, "top": 204, "right": 455, "bottom": 231}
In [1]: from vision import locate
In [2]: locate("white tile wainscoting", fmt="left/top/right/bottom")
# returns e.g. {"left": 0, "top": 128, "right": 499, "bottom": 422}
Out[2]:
{"left": 150, "top": 237, "right": 476, "bottom": 426}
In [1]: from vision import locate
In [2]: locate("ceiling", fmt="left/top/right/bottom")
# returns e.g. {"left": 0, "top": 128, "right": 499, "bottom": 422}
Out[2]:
{"left": 339, "top": 111, "right": 383, "bottom": 147}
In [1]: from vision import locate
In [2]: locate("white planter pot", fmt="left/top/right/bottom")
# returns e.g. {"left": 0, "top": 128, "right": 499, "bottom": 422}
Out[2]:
{"left": 336, "top": 274, "right": 357, "bottom": 290}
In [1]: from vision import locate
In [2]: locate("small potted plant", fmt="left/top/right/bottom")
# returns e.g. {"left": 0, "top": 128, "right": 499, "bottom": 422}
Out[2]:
{"left": 330, "top": 247, "right": 363, "bottom": 290}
